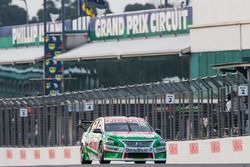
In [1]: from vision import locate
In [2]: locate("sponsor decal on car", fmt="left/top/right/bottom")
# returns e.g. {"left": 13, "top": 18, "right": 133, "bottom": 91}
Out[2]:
{"left": 125, "top": 147, "right": 153, "bottom": 153}
{"left": 105, "top": 117, "right": 144, "bottom": 124}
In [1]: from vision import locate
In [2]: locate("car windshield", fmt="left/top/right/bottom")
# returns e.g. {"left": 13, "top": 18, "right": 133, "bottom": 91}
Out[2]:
{"left": 105, "top": 122, "right": 152, "bottom": 132}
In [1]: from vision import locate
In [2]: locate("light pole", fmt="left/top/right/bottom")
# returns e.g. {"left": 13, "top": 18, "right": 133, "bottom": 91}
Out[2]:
{"left": 165, "top": 0, "right": 168, "bottom": 7}
{"left": 20, "top": 0, "right": 29, "bottom": 24}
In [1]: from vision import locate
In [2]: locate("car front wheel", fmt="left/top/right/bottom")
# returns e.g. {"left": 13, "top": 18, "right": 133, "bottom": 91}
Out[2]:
{"left": 155, "top": 160, "right": 166, "bottom": 164}
{"left": 80, "top": 145, "right": 92, "bottom": 164}
{"left": 98, "top": 143, "right": 110, "bottom": 164}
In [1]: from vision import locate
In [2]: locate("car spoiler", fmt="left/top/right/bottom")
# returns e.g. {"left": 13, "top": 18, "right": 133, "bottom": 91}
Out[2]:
{"left": 81, "top": 120, "right": 93, "bottom": 124}
{"left": 78, "top": 120, "right": 93, "bottom": 130}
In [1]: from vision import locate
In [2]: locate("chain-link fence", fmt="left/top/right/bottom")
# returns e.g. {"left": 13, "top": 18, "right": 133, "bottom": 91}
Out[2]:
{"left": 0, "top": 73, "right": 249, "bottom": 147}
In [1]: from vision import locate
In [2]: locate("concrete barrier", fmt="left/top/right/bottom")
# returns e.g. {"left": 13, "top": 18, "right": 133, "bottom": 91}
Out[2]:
{"left": 167, "top": 136, "right": 250, "bottom": 164}
{"left": 0, "top": 146, "right": 80, "bottom": 166}
{"left": 1, "top": 136, "right": 250, "bottom": 166}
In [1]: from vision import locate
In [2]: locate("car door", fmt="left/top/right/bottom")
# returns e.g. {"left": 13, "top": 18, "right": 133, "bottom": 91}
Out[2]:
{"left": 90, "top": 119, "right": 104, "bottom": 154}
{"left": 85, "top": 120, "right": 99, "bottom": 153}
{"left": 86, "top": 119, "right": 103, "bottom": 154}
{"left": 93, "top": 118, "right": 104, "bottom": 151}
{"left": 82, "top": 122, "right": 94, "bottom": 148}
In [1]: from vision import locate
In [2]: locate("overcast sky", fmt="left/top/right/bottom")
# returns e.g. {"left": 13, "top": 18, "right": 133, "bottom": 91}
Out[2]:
{"left": 11, "top": 0, "right": 166, "bottom": 18}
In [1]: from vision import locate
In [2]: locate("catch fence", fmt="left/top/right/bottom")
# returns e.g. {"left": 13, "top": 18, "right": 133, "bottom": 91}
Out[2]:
{"left": 0, "top": 73, "right": 249, "bottom": 147}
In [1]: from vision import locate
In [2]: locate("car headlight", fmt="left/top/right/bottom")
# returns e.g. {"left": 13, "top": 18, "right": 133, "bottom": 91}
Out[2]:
{"left": 155, "top": 139, "right": 166, "bottom": 147}
{"left": 105, "top": 137, "right": 121, "bottom": 146}
{"left": 160, "top": 139, "right": 166, "bottom": 146}
{"left": 105, "top": 139, "right": 115, "bottom": 145}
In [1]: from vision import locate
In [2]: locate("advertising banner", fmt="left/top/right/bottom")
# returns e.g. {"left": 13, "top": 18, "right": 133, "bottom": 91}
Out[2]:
{"left": 0, "top": 21, "right": 71, "bottom": 49}
{"left": 0, "top": 7, "right": 193, "bottom": 48}
{"left": 89, "top": 7, "right": 192, "bottom": 41}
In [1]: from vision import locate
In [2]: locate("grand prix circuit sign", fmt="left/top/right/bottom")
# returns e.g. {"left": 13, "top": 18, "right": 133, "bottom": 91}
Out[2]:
{"left": 89, "top": 7, "right": 192, "bottom": 40}
{"left": 0, "top": 7, "right": 192, "bottom": 48}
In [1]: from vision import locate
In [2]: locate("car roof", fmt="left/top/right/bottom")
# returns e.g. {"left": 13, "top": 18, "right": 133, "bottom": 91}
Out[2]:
{"left": 102, "top": 116, "right": 145, "bottom": 122}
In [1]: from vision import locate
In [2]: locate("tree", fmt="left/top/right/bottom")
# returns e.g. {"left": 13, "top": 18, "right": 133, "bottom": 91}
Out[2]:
{"left": 29, "top": 16, "right": 38, "bottom": 24}
{"left": 35, "top": 0, "right": 112, "bottom": 22}
{"left": 124, "top": 3, "right": 155, "bottom": 12}
{"left": 102, "top": 1, "right": 113, "bottom": 14}
{"left": 64, "top": 0, "right": 78, "bottom": 20}
{"left": 0, "top": 0, "right": 27, "bottom": 26}
{"left": 37, "top": 0, "right": 60, "bottom": 22}
{"left": 0, "top": 0, "right": 12, "bottom": 7}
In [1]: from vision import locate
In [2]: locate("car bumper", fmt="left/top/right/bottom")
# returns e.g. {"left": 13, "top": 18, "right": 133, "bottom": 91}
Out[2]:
{"left": 104, "top": 158, "right": 166, "bottom": 161}
{"left": 103, "top": 145, "right": 166, "bottom": 161}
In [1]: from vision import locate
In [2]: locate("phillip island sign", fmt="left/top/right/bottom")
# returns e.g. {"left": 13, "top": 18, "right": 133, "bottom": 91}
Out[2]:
{"left": 89, "top": 7, "right": 192, "bottom": 40}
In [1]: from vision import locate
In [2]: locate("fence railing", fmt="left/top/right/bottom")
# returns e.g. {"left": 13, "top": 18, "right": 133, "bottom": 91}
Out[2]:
{"left": 0, "top": 73, "right": 249, "bottom": 147}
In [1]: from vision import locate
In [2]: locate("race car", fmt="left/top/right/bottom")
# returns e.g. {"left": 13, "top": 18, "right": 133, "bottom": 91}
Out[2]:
{"left": 80, "top": 116, "right": 166, "bottom": 164}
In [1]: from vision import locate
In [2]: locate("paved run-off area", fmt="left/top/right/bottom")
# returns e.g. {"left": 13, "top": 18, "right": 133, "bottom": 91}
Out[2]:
{"left": 30, "top": 164, "right": 250, "bottom": 167}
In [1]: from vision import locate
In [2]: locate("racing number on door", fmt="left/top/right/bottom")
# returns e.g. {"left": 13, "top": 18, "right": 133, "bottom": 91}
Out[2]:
{"left": 86, "top": 122, "right": 96, "bottom": 151}
{"left": 87, "top": 119, "right": 102, "bottom": 152}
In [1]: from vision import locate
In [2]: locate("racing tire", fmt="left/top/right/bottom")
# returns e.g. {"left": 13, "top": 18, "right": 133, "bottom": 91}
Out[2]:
{"left": 80, "top": 146, "right": 92, "bottom": 164}
{"left": 98, "top": 143, "right": 111, "bottom": 164}
{"left": 135, "top": 161, "right": 146, "bottom": 164}
{"left": 155, "top": 161, "right": 166, "bottom": 164}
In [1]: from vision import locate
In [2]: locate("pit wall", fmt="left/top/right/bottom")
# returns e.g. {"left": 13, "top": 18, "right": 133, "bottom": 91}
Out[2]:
{"left": 0, "top": 136, "right": 250, "bottom": 166}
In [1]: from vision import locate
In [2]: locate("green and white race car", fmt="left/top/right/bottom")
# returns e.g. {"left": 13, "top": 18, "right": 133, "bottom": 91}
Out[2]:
{"left": 80, "top": 116, "right": 166, "bottom": 164}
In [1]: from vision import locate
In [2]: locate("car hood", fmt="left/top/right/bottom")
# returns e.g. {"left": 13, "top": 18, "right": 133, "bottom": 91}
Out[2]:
{"left": 104, "top": 131, "right": 160, "bottom": 140}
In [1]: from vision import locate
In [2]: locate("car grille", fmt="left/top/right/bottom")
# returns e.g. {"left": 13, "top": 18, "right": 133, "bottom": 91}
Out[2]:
{"left": 128, "top": 153, "right": 151, "bottom": 159}
{"left": 123, "top": 141, "right": 153, "bottom": 147}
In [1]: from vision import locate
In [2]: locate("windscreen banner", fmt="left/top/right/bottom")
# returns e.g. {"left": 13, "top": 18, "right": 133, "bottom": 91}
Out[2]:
{"left": 89, "top": 7, "right": 192, "bottom": 41}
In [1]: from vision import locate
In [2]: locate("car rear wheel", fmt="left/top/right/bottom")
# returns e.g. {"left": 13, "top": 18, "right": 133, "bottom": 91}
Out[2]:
{"left": 155, "top": 161, "right": 166, "bottom": 164}
{"left": 80, "top": 146, "right": 92, "bottom": 164}
{"left": 98, "top": 143, "right": 110, "bottom": 164}
{"left": 135, "top": 161, "right": 146, "bottom": 164}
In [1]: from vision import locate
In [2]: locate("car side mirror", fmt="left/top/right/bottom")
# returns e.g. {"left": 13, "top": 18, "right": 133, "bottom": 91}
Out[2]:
{"left": 155, "top": 129, "right": 161, "bottom": 135}
{"left": 93, "top": 128, "right": 102, "bottom": 134}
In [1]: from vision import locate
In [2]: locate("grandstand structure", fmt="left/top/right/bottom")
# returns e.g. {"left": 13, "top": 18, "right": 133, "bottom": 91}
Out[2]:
{"left": 0, "top": 5, "right": 192, "bottom": 97}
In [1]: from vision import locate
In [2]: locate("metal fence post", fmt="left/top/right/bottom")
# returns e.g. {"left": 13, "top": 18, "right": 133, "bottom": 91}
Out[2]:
{"left": 4, "top": 107, "right": 10, "bottom": 146}
{"left": 151, "top": 95, "right": 156, "bottom": 130}
{"left": 10, "top": 106, "right": 16, "bottom": 146}
{"left": 248, "top": 68, "right": 250, "bottom": 134}
{"left": 0, "top": 104, "right": 3, "bottom": 146}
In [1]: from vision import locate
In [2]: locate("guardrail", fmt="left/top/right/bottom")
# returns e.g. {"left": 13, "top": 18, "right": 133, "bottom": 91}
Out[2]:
{"left": 0, "top": 73, "right": 249, "bottom": 147}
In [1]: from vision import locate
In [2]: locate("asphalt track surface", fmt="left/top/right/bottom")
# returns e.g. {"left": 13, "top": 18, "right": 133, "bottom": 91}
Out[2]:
{"left": 31, "top": 164, "right": 250, "bottom": 167}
